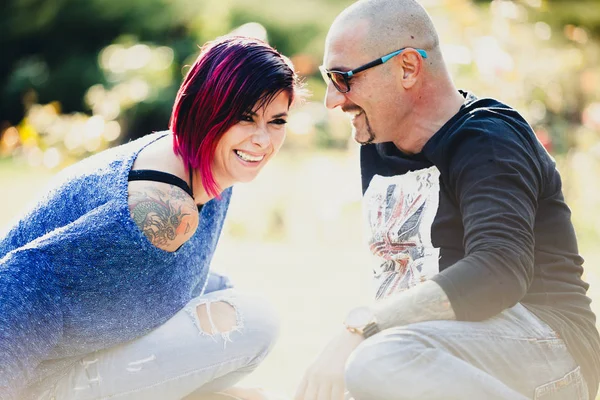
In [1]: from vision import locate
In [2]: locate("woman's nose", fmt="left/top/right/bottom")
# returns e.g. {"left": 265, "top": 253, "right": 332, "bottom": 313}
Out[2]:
{"left": 251, "top": 127, "right": 270, "bottom": 148}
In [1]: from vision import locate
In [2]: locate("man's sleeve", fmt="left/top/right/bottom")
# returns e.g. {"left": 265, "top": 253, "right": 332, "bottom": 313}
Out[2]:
{"left": 430, "top": 117, "right": 542, "bottom": 321}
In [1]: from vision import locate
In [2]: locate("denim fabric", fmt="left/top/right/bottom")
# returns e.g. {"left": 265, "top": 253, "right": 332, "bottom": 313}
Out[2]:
{"left": 23, "top": 289, "right": 279, "bottom": 400}
{"left": 203, "top": 272, "right": 235, "bottom": 295}
{"left": 345, "top": 303, "right": 587, "bottom": 400}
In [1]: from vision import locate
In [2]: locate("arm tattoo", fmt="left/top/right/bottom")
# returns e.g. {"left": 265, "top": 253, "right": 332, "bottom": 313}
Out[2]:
{"left": 373, "top": 280, "right": 456, "bottom": 330}
{"left": 128, "top": 185, "right": 196, "bottom": 248}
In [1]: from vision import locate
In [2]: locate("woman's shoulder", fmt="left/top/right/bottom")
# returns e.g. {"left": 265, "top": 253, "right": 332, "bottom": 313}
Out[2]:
{"left": 127, "top": 179, "right": 199, "bottom": 253}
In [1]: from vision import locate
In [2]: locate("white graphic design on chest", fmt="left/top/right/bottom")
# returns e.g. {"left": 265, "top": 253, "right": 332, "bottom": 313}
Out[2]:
{"left": 363, "top": 167, "right": 441, "bottom": 299}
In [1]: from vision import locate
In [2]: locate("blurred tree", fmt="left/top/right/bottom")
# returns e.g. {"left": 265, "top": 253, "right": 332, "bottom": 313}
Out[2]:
{"left": 0, "top": 0, "right": 598, "bottom": 160}
{"left": 0, "top": 0, "right": 354, "bottom": 143}
{"left": 474, "top": 0, "right": 600, "bottom": 36}
{"left": 0, "top": 0, "right": 199, "bottom": 135}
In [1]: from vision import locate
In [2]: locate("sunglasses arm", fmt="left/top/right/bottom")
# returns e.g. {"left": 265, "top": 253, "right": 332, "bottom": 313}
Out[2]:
{"left": 349, "top": 58, "right": 384, "bottom": 77}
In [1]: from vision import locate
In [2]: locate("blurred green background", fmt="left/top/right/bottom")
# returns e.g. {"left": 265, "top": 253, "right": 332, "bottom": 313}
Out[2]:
{"left": 1, "top": 0, "right": 600, "bottom": 397}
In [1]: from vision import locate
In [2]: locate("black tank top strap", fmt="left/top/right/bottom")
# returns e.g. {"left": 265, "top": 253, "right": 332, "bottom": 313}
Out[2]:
{"left": 128, "top": 169, "right": 193, "bottom": 198}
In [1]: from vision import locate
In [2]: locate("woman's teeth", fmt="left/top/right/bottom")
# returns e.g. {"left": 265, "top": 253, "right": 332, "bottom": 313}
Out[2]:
{"left": 235, "top": 150, "right": 264, "bottom": 162}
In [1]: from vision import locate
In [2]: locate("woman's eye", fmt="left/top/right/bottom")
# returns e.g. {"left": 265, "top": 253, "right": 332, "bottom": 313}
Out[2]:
{"left": 241, "top": 115, "right": 254, "bottom": 122}
{"left": 271, "top": 118, "right": 287, "bottom": 125}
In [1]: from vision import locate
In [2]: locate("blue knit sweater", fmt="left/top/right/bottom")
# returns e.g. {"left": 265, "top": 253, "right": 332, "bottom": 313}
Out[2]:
{"left": 0, "top": 132, "right": 232, "bottom": 399}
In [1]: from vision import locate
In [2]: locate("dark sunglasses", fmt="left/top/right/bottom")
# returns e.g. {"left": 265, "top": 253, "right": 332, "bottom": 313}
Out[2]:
{"left": 319, "top": 47, "right": 428, "bottom": 93}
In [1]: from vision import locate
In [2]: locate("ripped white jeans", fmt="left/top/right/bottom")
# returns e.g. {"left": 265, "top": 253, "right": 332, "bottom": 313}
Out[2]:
{"left": 25, "top": 289, "right": 279, "bottom": 400}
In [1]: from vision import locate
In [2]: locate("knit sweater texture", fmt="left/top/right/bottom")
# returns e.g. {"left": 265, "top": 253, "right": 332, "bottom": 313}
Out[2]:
{"left": 0, "top": 132, "right": 232, "bottom": 399}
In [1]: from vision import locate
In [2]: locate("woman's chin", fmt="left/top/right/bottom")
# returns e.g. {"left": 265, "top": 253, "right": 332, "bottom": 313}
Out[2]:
{"left": 238, "top": 173, "right": 260, "bottom": 183}
{"left": 224, "top": 171, "right": 261, "bottom": 186}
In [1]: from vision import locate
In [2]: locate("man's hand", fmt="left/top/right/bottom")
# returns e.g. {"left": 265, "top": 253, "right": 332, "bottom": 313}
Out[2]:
{"left": 294, "top": 329, "right": 363, "bottom": 400}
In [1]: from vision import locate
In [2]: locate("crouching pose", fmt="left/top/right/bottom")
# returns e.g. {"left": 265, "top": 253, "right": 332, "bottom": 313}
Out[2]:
{"left": 0, "top": 36, "right": 303, "bottom": 400}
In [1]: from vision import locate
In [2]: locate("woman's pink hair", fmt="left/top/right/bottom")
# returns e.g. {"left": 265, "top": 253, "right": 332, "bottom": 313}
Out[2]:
{"left": 169, "top": 36, "right": 299, "bottom": 197}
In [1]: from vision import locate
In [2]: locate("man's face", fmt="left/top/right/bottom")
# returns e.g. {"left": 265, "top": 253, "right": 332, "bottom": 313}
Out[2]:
{"left": 322, "top": 21, "right": 404, "bottom": 145}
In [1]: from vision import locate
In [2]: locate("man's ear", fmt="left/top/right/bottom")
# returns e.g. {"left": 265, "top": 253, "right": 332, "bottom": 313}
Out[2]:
{"left": 396, "top": 49, "right": 423, "bottom": 89}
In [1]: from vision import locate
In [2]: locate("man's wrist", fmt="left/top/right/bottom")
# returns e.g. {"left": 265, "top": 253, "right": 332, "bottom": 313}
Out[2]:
{"left": 343, "top": 306, "right": 380, "bottom": 338}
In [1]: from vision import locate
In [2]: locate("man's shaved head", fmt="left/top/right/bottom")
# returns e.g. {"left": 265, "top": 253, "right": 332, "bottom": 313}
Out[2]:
{"left": 328, "top": 0, "right": 440, "bottom": 60}
{"left": 323, "top": 0, "right": 462, "bottom": 151}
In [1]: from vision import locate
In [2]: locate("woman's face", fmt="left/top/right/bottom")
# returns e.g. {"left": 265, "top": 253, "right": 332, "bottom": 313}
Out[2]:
{"left": 211, "top": 91, "right": 290, "bottom": 188}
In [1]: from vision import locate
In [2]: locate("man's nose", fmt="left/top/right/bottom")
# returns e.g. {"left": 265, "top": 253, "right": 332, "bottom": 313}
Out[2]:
{"left": 324, "top": 83, "right": 346, "bottom": 110}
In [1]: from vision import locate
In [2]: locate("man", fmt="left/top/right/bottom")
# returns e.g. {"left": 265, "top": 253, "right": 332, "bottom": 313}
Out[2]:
{"left": 295, "top": 0, "right": 600, "bottom": 399}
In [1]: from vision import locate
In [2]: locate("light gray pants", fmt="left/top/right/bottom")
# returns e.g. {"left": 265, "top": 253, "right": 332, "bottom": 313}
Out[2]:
{"left": 345, "top": 303, "right": 588, "bottom": 400}
{"left": 26, "top": 289, "right": 279, "bottom": 400}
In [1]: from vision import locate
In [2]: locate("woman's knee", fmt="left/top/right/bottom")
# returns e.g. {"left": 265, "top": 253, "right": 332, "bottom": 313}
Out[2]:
{"left": 236, "top": 292, "right": 280, "bottom": 355}
{"left": 195, "top": 300, "right": 238, "bottom": 335}
{"left": 189, "top": 290, "right": 280, "bottom": 358}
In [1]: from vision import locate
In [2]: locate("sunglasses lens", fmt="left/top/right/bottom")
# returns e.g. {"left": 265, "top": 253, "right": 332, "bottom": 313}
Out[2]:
{"left": 330, "top": 72, "right": 349, "bottom": 93}
{"left": 319, "top": 66, "right": 350, "bottom": 93}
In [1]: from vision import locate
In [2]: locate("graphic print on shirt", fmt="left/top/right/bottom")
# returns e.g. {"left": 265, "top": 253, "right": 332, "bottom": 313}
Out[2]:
{"left": 363, "top": 167, "right": 441, "bottom": 299}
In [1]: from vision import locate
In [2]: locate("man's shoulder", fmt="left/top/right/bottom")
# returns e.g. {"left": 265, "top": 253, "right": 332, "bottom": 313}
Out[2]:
{"left": 432, "top": 97, "right": 537, "bottom": 155}
{"left": 455, "top": 94, "right": 532, "bottom": 137}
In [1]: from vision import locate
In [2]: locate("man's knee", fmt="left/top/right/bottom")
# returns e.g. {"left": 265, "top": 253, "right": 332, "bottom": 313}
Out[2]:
{"left": 344, "top": 329, "right": 434, "bottom": 400}
{"left": 344, "top": 334, "right": 403, "bottom": 400}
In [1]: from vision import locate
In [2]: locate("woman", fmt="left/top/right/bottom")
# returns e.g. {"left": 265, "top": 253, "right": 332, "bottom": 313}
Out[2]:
{"left": 0, "top": 36, "right": 303, "bottom": 400}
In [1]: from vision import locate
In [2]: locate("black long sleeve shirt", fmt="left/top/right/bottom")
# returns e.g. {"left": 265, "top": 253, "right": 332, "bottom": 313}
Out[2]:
{"left": 360, "top": 91, "right": 600, "bottom": 397}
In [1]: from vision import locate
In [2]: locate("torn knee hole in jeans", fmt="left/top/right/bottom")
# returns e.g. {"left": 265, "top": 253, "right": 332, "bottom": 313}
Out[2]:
{"left": 186, "top": 299, "right": 243, "bottom": 346}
